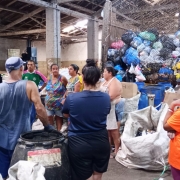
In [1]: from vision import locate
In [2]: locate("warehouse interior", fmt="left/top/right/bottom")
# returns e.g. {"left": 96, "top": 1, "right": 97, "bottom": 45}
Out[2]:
{"left": 1, "top": 0, "right": 180, "bottom": 179}
{"left": 0, "top": 0, "right": 180, "bottom": 75}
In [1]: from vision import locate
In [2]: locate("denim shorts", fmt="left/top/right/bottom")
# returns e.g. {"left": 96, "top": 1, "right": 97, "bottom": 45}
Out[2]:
{"left": 115, "top": 98, "right": 125, "bottom": 121}
{"left": 46, "top": 109, "right": 63, "bottom": 117}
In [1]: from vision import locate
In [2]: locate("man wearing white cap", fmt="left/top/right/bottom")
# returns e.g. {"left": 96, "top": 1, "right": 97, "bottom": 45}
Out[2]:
{"left": 0, "top": 57, "right": 54, "bottom": 179}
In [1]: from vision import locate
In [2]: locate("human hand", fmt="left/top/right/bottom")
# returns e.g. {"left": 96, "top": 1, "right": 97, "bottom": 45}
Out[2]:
{"left": 44, "top": 124, "right": 55, "bottom": 132}
{"left": 167, "top": 132, "right": 175, "bottom": 139}
{"left": 169, "top": 99, "right": 180, "bottom": 111}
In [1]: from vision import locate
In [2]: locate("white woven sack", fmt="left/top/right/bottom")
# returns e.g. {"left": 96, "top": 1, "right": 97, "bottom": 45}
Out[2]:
{"left": 116, "top": 104, "right": 169, "bottom": 170}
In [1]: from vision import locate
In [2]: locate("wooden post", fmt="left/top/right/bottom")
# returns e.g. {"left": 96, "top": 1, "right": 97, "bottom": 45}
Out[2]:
{"left": 101, "top": 0, "right": 112, "bottom": 71}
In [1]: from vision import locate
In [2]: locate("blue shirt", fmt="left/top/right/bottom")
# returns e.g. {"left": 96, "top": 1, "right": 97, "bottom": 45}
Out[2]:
{"left": 62, "top": 91, "right": 111, "bottom": 136}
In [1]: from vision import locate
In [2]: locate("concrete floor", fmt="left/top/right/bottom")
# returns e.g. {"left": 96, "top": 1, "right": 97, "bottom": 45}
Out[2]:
{"left": 103, "top": 159, "right": 173, "bottom": 180}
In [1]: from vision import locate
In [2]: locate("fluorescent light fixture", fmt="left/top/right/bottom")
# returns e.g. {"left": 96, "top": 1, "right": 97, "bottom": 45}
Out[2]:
{"left": 62, "top": 19, "right": 88, "bottom": 33}
{"left": 175, "top": 13, "right": 179, "bottom": 17}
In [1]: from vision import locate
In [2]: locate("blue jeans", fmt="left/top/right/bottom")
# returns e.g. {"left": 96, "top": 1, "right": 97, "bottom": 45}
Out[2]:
{"left": 0, "top": 147, "right": 14, "bottom": 178}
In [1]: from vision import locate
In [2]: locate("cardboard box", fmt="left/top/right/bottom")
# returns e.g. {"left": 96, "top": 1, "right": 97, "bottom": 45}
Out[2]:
{"left": 163, "top": 92, "right": 180, "bottom": 106}
{"left": 121, "top": 82, "right": 138, "bottom": 98}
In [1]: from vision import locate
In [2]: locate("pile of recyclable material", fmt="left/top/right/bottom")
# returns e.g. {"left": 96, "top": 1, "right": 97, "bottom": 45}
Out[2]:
{"left": 107, "top": 29, "right": 180, "bottom": 84}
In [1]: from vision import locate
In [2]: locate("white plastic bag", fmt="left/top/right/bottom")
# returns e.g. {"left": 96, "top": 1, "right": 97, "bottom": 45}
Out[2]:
{"left": 8, "top": 161, "right": 45, "bottom": 180}
{"left": 32, "top": 119, "right": 44, "bottom": 130}
{"left": 128, "top": 64, "right": 136, "bottom": 74}
{"left": 116, "top": 104, "right": 169, "bottom": 170}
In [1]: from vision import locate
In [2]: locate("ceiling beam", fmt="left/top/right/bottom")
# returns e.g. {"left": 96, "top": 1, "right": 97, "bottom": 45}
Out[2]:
{"left": 85, "top": 0, "right": 103, "bottom": 8}
{"left": 59, "top": 6, "right": 91, "bottom": 19}
{"left": 58, "top": 0, "right": 81, "bottom": 3}
{"left": 30, "top": 17, "right": 46, "bottom": 28}
{"left": 112, "top": 7, "right": 141, "bottom": 24}
{"left": 0, "top": 4, "right": 45, "bottom": 20}
{"left": 0, "top": 8, "right": 44, "bottom": 32}
{"left": 0, "top": 5, "right": 25, "bottom": 14}
{"left": 0, "top": 29, "right": 46, "bottom": 36}
{"left": 18, "top": 0, "right": 91, "bottom": 19}
{"left": 17, "top": 0, "right": 55, "bottom": 8}
{"left": 120, "top": 3, "right": 179, "bottom": 14}
{"left": 64, "top": 3, "right": 95, "bottom": 14}
{"left": 0, "top": 29, "right": 83, "bottom": 38}
{"left": 6, "top": 0, "right": 17, "bottom": 7}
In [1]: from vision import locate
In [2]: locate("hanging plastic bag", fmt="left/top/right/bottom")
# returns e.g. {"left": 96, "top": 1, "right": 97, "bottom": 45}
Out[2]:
{"left": 121, "top": 30, "right": 137, "bottom": 45}
{"left": 130, "top": 37, "right": 143, "bottom": 49}
{"left": 111, "top": 40, "right": 124, "bottom": 50}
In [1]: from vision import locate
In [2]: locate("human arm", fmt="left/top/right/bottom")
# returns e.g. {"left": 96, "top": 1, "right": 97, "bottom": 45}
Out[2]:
{"left": 39, "top": 82, "right": 47, "bottom": 92}
{"left": 36, "top": 71, "right": 48, "bottom": 91}
{"left": 74, "top": 82, "right": 81, "bottom": 92}
{"left": 26, "top": 81, "right": 49, "bottom": 127}
{"left": 61, "top": 76, "right": 68, "bottom": 87}
{"left": 163, "top": 100, "right": 180, "bottom": 133}
{"left": 62, "top": 96, "right": 70, "bottom": 118}
{"left": 108, "top": 80, "right": 122, "bottom": 101}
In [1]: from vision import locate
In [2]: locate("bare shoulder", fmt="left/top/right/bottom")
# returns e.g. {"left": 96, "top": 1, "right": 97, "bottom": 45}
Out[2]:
{"left": 111, "top": 78, "right": 122, "bottom": 89}
{"left": 26, "top": 80, "right": 37, "bottom": 90}
{"left": 27, "top": 80, "right": 36, "bottom": 86}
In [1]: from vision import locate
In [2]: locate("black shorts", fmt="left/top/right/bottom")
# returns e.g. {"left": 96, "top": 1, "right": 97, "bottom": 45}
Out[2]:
{"left": 68, "top": 129, "right": 110, "bottom": 180}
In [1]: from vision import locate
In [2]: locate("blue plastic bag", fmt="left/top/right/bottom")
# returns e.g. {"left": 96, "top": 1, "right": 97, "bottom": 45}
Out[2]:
{"left": 114, "top": 65, "right": 123, "bottom": 71}
{"left": 159, "top": 67, "right": 173, "bottom": 74}
{"left": 116, "top": 74, "right": 122, "bottom": 81}
{"left": 123, "top": 47, "right": 140, "bottom": 66}
{"left": 130, "top": 37, "right": 143, "bottom": 48}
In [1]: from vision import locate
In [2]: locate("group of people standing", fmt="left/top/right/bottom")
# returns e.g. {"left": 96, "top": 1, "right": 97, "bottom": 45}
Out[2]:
{"left": 0, "top": 57, "right": 123, "bottom": 180}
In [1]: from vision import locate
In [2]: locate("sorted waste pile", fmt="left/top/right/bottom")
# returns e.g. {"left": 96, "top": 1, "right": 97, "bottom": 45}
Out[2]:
{"left": 108, "top": 29, "right": 180, "bottom": 84}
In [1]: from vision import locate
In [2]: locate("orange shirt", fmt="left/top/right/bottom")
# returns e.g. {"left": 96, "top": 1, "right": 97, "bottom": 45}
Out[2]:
{"left": 167, "top": 109, "right": 180, "bottom": 170}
